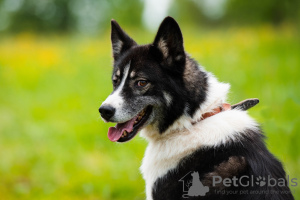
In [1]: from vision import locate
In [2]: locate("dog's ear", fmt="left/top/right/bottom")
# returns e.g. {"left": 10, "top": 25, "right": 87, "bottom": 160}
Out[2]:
{"left": 153, "top": 16, "right": 185, "bottom": 66}
{"left": 111, "top": 19, "right": 137, "bottom": 60}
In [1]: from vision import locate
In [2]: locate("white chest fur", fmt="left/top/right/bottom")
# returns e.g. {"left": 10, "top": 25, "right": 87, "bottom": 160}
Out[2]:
{"left": 140, "top": 109, "right": 258, "bottom": 200}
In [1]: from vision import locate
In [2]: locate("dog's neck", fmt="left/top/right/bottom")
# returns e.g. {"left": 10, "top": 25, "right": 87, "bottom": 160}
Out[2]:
{"left": 140, "top": 71, "right": 231, "bottom": 142}
{"left": 192, "top": 102, "right": 231, "bottom": 124}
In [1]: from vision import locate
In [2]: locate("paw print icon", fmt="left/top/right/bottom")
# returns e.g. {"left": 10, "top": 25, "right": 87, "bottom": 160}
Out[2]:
{"left": 256, "top": 176, "right": 266, "bottom": 186}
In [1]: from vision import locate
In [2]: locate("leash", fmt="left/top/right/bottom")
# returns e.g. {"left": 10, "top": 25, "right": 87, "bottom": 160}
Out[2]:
{"left": 198, "top": 98, "right": 259, "bottom": 122}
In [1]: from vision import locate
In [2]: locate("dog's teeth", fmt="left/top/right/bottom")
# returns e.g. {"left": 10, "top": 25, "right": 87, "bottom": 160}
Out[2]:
{"left": 135, "top": 109, "right": 146, "bottom": 124}
{"left": 123, "top": 131, "right": 127, "bottom": 136}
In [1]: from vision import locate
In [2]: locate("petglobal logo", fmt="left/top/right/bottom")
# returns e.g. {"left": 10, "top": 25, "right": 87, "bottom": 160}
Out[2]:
{"left": 179, "top": 171, "right": 297, "bottom": 198}
{"left": 212, "top": 175, "right": 298, "bottom": 187}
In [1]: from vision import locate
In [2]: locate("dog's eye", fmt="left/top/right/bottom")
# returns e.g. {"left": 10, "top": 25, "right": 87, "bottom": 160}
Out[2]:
{"left": 137, "top": 80, "right": 148, "bottom": 87}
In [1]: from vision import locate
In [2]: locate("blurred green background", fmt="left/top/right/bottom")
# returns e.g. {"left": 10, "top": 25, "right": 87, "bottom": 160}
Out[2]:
{"left": 0, "top": 0, "right": 299, "bottom": 199}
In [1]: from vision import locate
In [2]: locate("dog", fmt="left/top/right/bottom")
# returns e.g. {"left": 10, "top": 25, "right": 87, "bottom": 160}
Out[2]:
{"left": 99, "top": 17, "right": 294, "bottom": 200}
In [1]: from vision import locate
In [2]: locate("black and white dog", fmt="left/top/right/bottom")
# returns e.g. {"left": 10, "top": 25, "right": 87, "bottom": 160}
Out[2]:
{"left": 99, "top": 17, "right": 294, "bottom": 200}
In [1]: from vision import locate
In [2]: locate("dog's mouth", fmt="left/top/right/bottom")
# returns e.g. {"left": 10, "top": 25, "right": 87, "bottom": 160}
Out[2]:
{"left": 107, "top": 106, "right": 152, "bottom": 142}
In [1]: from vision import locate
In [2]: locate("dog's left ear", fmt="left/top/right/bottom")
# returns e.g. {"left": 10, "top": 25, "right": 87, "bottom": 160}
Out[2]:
{"left": 153, "top": 17, "right": 185, "bottom": 66}
{"left": 111, "top": 19, "right": 137, "bottom": 60}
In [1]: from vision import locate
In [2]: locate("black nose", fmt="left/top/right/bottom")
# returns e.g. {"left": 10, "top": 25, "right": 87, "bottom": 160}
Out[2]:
{"left": 99, "top": 105, "right": 115, "bottom": 120}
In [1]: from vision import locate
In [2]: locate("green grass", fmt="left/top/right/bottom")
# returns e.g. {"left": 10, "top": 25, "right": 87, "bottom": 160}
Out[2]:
{"left": 0, "top": 25, "right": 299, "bottom": 199}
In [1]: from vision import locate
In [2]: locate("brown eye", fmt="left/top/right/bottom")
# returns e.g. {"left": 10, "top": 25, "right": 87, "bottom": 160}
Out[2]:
{"left": 137, "top": 80, "right": 148, "bottom": 87}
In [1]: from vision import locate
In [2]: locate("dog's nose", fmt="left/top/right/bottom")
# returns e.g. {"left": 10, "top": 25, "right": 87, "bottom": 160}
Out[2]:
{"left": 99, "top": 105, "right": 115, "bottom": 120}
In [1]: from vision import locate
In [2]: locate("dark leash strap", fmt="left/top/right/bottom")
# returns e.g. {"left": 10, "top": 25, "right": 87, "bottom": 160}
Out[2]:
{"left": 192, "top": 98, "right": 259, "bottom": 124}
{"left": 231, "top": 98, "right": 259, "bottom": 111}
{"left": 199, "top": 98, "right": 259, "bottom": 121}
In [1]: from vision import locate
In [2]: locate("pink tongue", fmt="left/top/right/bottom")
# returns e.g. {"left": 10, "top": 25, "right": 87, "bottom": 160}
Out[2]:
{"left": 107, "top": 116, "right": 137, "bottom": 142}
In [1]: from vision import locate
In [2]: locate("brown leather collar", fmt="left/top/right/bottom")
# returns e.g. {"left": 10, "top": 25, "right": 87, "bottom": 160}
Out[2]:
{"left": 191, "top": 98, "right": 259, "bottom": 125}
{"left": 191, "top": 103, "right": 231, "bottom": 126}
{"left": 191, "top": 103, "right": 231, "bottom": 125}
{"left": 201, "top": 103, "right": 231, "bottom": 120}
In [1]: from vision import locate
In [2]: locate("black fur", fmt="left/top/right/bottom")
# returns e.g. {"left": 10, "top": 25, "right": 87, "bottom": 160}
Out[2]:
{"left": 105, "top": 17, "right": 294, "bottom": 200}
{"left": 152, "top": 129, "right": 294, "bottom": 200}
{"left": 109, "top": 18, "right": 208, "bottom": 133}
{"left": 153, "top": 17, "right": 186, "bottom": 68}
{"left": 111, "top": 19, "right": 137, "bottom": 61}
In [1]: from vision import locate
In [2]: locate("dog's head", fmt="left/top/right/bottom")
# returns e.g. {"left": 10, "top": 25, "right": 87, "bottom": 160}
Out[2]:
{"left": 99, "top": 17, "right": 207, "bottom": 142}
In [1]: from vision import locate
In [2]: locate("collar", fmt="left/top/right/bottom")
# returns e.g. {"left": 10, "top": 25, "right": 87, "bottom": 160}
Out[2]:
{"left": 201, "top": 103, "right": 231, "bottom": 120}
{"left": 194, "top": 98, "right": 259, "bottom": 124}
{"left": 191, "top": 103, "right": 231, "bottom": 125}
